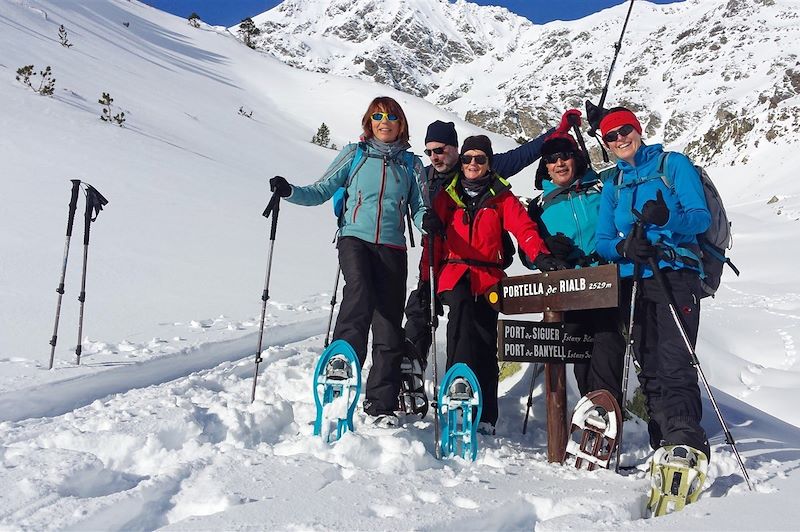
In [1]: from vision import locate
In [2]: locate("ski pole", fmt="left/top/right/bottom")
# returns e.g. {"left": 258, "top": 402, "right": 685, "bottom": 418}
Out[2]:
{"left": 630, "top": 211, "right": 753, "bottom": 490}
{"left": 428, "top": 234, "right": 441, "bottom": 459}
{"left": 587, "top": 0, "right": 635, "bottom": 162}
{"left": 75, "top": 184, "right": 109, "bottom": 365}
{"left": 597, "top": 0, "right": 635, "bottom": 115}
{"left": 406, "top": 206, "right": 415, "bottom": 248}
{"left": 614, "top": 222, "right": 644, "bottom": 472}
{"left": 568, "top": 115, "right": 594, "bottom": 172}
{"left": 644, "top": 254, "right": 753, "bottom": 490}
{"left": 48, "top": 179, "right": 82, "bottom": 370}
{"left": 522, "top": 362, "right": 544, "bottom": 435}
{"left": 324, "top": 261, "right": 341, "bottom": 348}
{"left": 251, "top": 191, "right": 281, "bottom": 403}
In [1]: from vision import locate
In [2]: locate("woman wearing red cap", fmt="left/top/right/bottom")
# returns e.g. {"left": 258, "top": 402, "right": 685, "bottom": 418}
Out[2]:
{"left": 422, "top": 135, "right": 563, "bottom": 434}
{"left": 594, "top": 106, "right": 712, "bottom": 460}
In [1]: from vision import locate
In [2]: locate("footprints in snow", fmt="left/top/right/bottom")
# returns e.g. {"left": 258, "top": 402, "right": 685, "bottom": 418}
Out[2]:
{"left": 738, "top": 328, "right": 798, "bottom": 397}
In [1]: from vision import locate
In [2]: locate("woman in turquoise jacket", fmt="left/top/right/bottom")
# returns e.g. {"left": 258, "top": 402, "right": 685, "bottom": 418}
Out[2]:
{"left": 522, "top": 110, "right": 624, "bottom": 407}
{"left": 270, "top": 96, "right": 426, "bottom": 427}
{"left": 595, "top": 106, "right": 711, "bottom": 459}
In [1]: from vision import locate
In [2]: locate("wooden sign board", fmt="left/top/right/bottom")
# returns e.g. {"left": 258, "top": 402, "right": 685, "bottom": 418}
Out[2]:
{"left": 485, "top": 264, "right": 619, "bottom": 314}
{"left": 498, "top": 319, "right": 594, "bottom": 364}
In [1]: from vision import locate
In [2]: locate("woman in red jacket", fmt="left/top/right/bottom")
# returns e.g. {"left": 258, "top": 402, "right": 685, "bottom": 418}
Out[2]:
{"left": 423, "top": 135, "right": 565, "bottom": 433}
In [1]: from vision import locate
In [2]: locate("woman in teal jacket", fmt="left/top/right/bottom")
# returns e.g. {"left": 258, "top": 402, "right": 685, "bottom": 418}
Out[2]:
{"left": 595, "top": 106, "right": 711, "bottom": 459}
{"left": 270, "top": 96, "right": 426, "bottom": 427}
{"left": 522, "top": 110, "right": 624, "bottom": 407}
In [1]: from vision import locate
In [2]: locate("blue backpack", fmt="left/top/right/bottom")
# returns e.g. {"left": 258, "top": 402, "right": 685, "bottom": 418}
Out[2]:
{"left": 615, "top": 152, "right": 739, "bottom": 297}
{"left": 332, "top": 143, "right": 416, "bottom": 224}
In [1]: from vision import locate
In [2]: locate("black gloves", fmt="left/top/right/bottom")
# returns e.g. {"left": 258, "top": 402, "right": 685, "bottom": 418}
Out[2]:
{"left": 616, "top": 231, "right": 656, "bottom": 264}
{"left": 585, "top": 100, "right": 606, "bottom": 133}
{"left": 641, "top": 190, "right": 669, "bottom": 227}
{"left": 269, "top": 175, "right": 292, "bottom": 198}
{"left": 422, "top": 210, "right": 444, "bottom": 236}
{"left": 533, "top": 253, "right": 569, "bottom": 271}
{"left": 544, "top": 233, "right": 575, "bottom": 261}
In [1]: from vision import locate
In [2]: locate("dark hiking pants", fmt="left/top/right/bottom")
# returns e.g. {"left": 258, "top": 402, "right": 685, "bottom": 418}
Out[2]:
{"left": 333, "top": 237, "right": 407, "bottom": 416}
{"left": 440, "top": 275, "right": 500, "bottom": 425}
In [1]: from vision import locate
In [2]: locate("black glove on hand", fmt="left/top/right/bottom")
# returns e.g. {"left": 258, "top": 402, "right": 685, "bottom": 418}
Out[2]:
{"left": 616, "top": 232, "right": 656, "bottom": 264}
{"left": 641, "top": 190, "right": 669, "bottom": 227}
{"left": 544, "top": 233, "right": 575, "bottom": 261}
{"left": 269, "top": 175, "right": 292, "bottom": 198}
{"left": 585, "top": 100, "right": 605, "bottom": 133}
{"left": 533, "top": 253, "right": 569, "bottom": 271}
{"left": 422, "top": 210, "right": 444, "bottom": 236}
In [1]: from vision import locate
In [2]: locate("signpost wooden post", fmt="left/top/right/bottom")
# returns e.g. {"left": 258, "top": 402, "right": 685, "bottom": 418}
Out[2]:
{"left": 486, "top": 264, "right": 619, "bottom": 462}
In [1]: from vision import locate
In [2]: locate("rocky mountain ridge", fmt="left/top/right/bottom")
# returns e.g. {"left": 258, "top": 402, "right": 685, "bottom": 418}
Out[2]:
{"left": 247, "top": 0, "right": 799, "bottom": 166}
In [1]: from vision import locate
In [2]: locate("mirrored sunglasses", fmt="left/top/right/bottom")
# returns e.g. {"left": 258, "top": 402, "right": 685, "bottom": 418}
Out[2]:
{"left": 371, "top": 112, "right": 399, "bottom": 121}
{"left": 424, "top": 147, "right": 446, "bottom": 156}
{"left": 460, "top": 154, "right": 488, "bottom": 165}
{"left": 542, "top": 151, "right": 575, "bottom": 164}
{"left": 602, "top": 123, "right": 636, "bottom": 143}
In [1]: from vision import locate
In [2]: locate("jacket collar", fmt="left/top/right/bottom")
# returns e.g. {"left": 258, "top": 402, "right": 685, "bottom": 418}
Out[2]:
{"left": 445, "top": 172, "right": 511, "bottom": 209}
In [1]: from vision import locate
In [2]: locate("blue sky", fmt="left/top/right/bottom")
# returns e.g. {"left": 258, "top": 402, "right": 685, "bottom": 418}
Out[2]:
{"left": 142, "top": 0, "right": 684, "bottom": 27}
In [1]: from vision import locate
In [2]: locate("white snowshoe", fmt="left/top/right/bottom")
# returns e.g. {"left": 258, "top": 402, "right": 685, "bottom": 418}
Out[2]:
{"left": 646, "top": 444, "right": 709, "bottom": 517}
{"left": 562, "top": 390, "right": 623, "bottom": 471}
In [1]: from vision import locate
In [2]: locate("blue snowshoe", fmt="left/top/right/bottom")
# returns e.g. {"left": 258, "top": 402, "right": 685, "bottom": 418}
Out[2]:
{"left": 437, "top": 363, "right": 482, "bottom": 460}
{"left": 313, "top": 339, "right": 361, "bottom": 443}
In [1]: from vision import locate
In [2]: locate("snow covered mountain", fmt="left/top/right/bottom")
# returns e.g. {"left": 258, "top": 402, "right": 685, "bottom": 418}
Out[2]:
{"left": 251, "top": 0, "right": 800, "bottom": 165}
{"left": 1, "top": 0, "right": 800, "bottom": 529}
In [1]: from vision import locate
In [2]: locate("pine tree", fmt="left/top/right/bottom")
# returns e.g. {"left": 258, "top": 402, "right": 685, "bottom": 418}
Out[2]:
{"left": 58, "top": 25, "right": 73, "bottom": 48}
{"left": 16, "top": 65, "right": 55, "bottom": 96}
{"left": 237, "top": 18, "right": 260, "bottom": 49}
{"left": 311, "top": 123, "right": 330, "bottom": 147}
{"left": 99, "top": 92, "right": 126, "bottom": 126}
{"left": 188, "top": 13, "right": 200, "bottom": 28}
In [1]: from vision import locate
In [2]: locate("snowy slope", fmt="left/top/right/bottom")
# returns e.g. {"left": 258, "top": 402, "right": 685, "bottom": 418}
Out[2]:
{"left": 1, "top": 0, "right": 800, "bottom": 530}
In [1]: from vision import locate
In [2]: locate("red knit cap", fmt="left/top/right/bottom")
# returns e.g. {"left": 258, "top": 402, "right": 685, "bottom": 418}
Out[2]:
{"left": 599, "top": 108, "right": 642, "bottom": 137}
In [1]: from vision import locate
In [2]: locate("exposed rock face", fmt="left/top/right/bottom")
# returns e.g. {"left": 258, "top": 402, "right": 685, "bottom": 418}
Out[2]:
{"left": 245, "top": 0, "right": 800, "bottom": 166}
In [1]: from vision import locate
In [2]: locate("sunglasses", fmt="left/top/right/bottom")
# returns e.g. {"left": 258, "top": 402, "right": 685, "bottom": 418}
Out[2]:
{"left": 371, "top": 112, "right": 399, "bottom": 122}
{"left": 424, "top": 146, "right": 447, "bottom": 156}
{"left": 542, "top": 151, "right": 574, "bottom": 164}
{"left": 460, "top": 154, "right": 488, "bottom": 165}
{"left": 602, "top": 123, "right": 636, "bottom": 143}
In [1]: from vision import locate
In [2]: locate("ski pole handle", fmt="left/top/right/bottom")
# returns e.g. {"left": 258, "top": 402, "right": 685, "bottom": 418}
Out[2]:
{"left": 262, "top": 192, "right": 281, "bottom": 241}
{"left": 66, "top": 180, "right": 81, "bottom": 237}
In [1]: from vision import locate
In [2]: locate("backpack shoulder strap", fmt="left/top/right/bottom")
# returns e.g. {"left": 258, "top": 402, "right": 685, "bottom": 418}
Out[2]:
{"left": 658, "top": 152, "right": 674, "bottom": 189}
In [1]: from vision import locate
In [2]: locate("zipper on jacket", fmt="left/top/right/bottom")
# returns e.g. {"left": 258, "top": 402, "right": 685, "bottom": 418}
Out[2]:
{"left": 375, "top": 157, "right": 387, "bottom": 242}
{"left": 398, "top": 196, "right": 405, "bottom": 232}
{"left": 568, "top": 191, "right": 583, "bottom": 249}
{"left": 352, "top": 191, "right": 363, "bottom": 223}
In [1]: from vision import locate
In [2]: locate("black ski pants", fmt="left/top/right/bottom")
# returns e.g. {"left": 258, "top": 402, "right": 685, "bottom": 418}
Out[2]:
{"left": 567, "top": 306, "right": 625, "bottom": 407}
{"left": 623, "top": 268, "right": 709, "bottom": 457}
{"left": 403, "top": 280, "right": 443, "bottom": 363}
{"left": 440, "top": 275, "right": 499, "bottom": 425}
{"left": 333, "top": 237, "right": 407, "bottom": 416}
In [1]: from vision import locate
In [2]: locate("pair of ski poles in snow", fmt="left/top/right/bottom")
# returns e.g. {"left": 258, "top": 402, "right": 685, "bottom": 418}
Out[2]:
{"left": 613, "top": 218, "right": 753, "bottom": 490}
{"left": 49, "top": 180, "right": 109, "bottom": 369}
{"left": 250, "top": 191, "right": 444, "bottom": 457}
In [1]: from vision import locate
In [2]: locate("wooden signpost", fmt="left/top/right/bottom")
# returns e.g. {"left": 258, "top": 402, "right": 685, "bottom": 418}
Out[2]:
{"left": 486, "top": 263, "right": 620, "bottom": 462}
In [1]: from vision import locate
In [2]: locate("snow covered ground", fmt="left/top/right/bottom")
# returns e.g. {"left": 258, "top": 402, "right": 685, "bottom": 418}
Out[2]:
{"left": 1, "top": 0, "right": 799, "bottom": 529}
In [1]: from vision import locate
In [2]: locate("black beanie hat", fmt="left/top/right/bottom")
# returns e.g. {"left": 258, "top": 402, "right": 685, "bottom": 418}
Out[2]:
{"left": 534, "top": 136, "right": 587, "bottom": 190}
{"left": 460, "top": 135, "right": 493, "bottom": 160}
{"left": 425, "top": 120, "right": 458, "bottom": 147}
{"left": 541, "top": 136, "right": 578, "bottom": 156}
